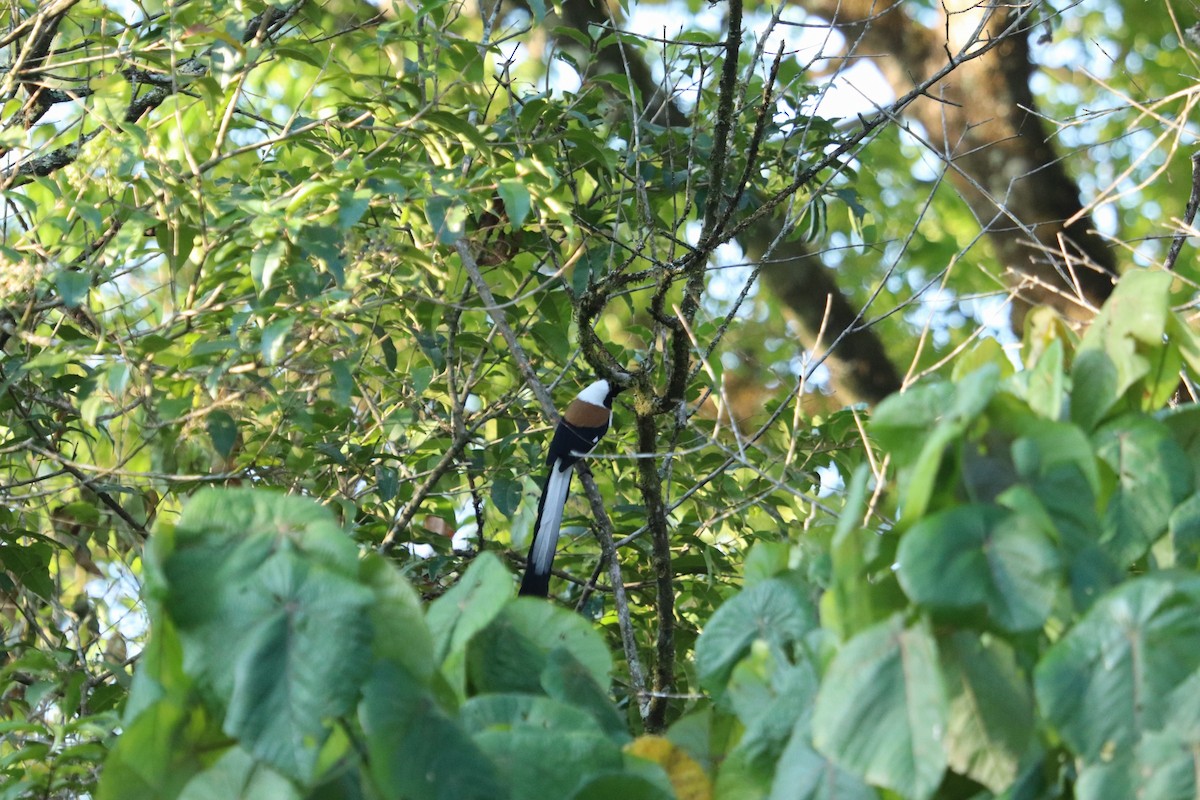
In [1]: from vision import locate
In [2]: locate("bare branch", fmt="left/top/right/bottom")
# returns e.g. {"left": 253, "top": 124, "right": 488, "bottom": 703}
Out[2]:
{"left": 1165, "top": 151, "right": 1200, "bottom": 272}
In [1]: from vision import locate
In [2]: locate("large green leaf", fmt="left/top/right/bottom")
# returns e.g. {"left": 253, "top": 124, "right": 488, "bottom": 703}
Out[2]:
{"left": 1080, "top": 270, "right": 1172, "bottom": 350}
{"left": 1076, "top": 729, "right": 1200, "bottom": 800}
{"left": 939, "top": 632, "right": 1033, "bottom": 791}
{"left": 360, "top": 556, "right": 435, "bottom": 683}
{"left": 1071, "top": 270, "right": 1172, "bottom": 430}
{"left": 874, "top": 365, "right": 1001, "bottom": 519}
{"left": 1023, "top": 337, "right": 1065, "bottom": 420}
{"left": 464, "top": 694, "right": 623, "bottom": 799}
{"left": 811, "top": 615, "right": 948, "bottom": 800}
{"left": 769, "top": 729, "right": 878, "bottom": 800}
{"left": 155, "top": 489, "right": 375, "bottom": 781}
{"left": 176, "top": 747, "right": 300, "bottom": 800}
{"left": 694, "top": 578, "right": 817, "bottom": 693}
{"left": 361, "top": 661, "right": 505, "bottom": 800}
{"left": 541, "top": 648, "right": 628, "bottom": 741}
{"left": 1035, "top": 574, "right": 1200, "bottom": 762}
{"left": 426, "top": 551, "right": 513, "bottom": 665}
{"left": 1009, "top": 418, "right": 1101, "bottom": 495}
{"left": 220, "top": 560, "right": 373, "bottom": 779}
{"left": 465, "top": 598, "right": 612, "bottom": 695}
{"left": 822, "top": 468, "right": 907, "bottom": 641}
{"left": 1169, "top": 492, "right": 1200, "bottom": 568}
{"left": 1007, "top": 465, "right": 1122, "bottom": 612}
{"left": 1093, "top": 414, "right": 1194, "bottom": 565}
{"left": 569, "top": 773, "right": 674, "bottom": 800}
{"left": 726, "top": 646, "right": 819, "bottom": 760}
{"left": 895, "top": 504, "right": 1060, "bottom": 632}
{"left": 97, "top": 694, "right": 210, "bottom": 800}
{"left": 98, "top": 616, "right": 226, "bottom": 800}
{"left": 1070, "top": 348, "right": 1125, "bottom": 432}
{"left": 870, "top": 382, "right": 955, "bottom": 465}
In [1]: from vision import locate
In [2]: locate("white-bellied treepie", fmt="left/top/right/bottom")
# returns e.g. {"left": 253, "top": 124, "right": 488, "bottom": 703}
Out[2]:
{"left": 519, "top": 379, "right": 621, "bottom": 597}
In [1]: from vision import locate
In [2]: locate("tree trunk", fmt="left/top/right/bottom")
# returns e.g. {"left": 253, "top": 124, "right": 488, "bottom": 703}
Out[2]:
{"left": 805, "top": 0, "right": 1118, "bottom": 327}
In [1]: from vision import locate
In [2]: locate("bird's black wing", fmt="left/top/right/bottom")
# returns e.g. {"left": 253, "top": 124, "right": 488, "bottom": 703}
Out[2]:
{"left": 545, "top": 419, "right": 610, "bottom": 470}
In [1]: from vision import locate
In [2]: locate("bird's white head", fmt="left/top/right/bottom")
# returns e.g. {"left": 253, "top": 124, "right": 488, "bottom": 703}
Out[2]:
{"left": 577, "top": 379, "right": 612, "bottom": 408}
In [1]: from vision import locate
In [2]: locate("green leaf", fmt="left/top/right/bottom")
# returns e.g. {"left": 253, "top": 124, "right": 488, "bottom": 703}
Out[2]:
{"left": 337, "top": 189, "right": 372, "bottom": 230}
{"left": 1024, "top": 337, "right": 1065, "bottom": 419}
{"left": 422, "top": 111, "right": 490, "bottom": 151}
{"left": 219, "top": 559, "right": 373, "bottom": 780}
{"left": 205, "top": 411, "right": 237, "bottom": 459}
{"left": 466, "top": 598, "right": 612, "bottom": 695}
{"left": 1, "top": 541, "right": 53, "bottom": 599}
{"left": 1010, "top": 418, "right": 1101, "bottom": 495}
{"left": 694, "top": 578, "right": 817, "bottom": 693}
{"left": 742, "top": 540, "right": 792, "bottom": 585}
{"left": 360, "top": 556, "right": 435, "bottom": 682}
{"left": 1069, "top": 271, "right": 1173, "bottom": 430}
{"left": 55, "top": 269, "right": 91, "bottom": 308}
{"left": 895, "top": 504, "right": 1060, "bottom": 632}
{"left": 331, "top": 359, "right": 354, "bottom": 406}
{"left": 97, "top": 692, "right": 211, "bottom": 800}
{"left": 176, "top": 747, "right": 299, "bottom": 800}
{"left": 465, "top": 694, "right": 623, "bottom": 799}
{"left": 361, "top": 661, "right": 504, "bottom": 800}
{"left": 1070, "top": 348, "right": 1123, "bottom": 431}
{"left": 1076, "top": 729, "right": 1200, "bottom": 800}
{"left": 107, "top": 361, "right": 131, "bottom": 395}
{"left": 540, "top": 648, "right": 628, "bottom": 741}
{"left": 89, "top": 73, "right": 133, "bottom": 128}
{"left": 902, "top": 423, "right": 960, "bottom": 522}
{"left": 498, "top": 179, "right": 532, "bottom": 228}
{"left": 1080, "top": 269, "right": 1172, "bottom": 349}
{"left": 425, "top": 195, "right": 469, "bottom": 245}
{"left": 98, "top": 620, "right": 221, "bottom": 800}
{"left": 1169, "top": 493, "right": 1200, "bottom": 568}
{"left": 822, "top": 465, "right": 906, "bottom": 639}
{"left": 376, "top": 465, "right": 399, "bottom": 502}
{"left": 871, "top": 382, "right": 955, "bottom": 464}
{"left": 1093, "top": 414, "right": 1194, "bottom": 564}
{"left": 812, "top": 615, "right": 948, "bottom": 800}
{"left": 1035, "top": 574, "right": 1200, "bottom": 762}
{"left": 769, "top": 728, "right": 878, "bottom": 800}
{"left": 570, "top": 773, "right": 675, "bottom": 800}
{"left": 1007, "top": 462, "right": 1119, "bottom": 612}
{"left": 727, "top": 646, "right": 818, "bottom": 758}
{"left": 874, "top": 365, "right": 1000, "bottom": 519}
{"left": 260, "top": 318, "right": 294, "bottom": 366}
{"left": 425, "top": 552, "right": 512, "bottom": 693}
{"left": 250, "top": 238, "right": 287, "bottom": 294}
{"left": 940, "top": 632, "right": 1033, "bottom": 791}
{"left": 490, "top": 474, "right": 522, "bottom": 518}
{"left": 1167, "top": 312, "right": 1200, "bottom": 378}
{"left": 156, "top": 490, "right": 374, "bottom": 780}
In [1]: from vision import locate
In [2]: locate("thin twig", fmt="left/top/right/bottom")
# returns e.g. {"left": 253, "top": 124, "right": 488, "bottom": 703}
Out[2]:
{"left": 1165, "top": 150, "right": 1200, "bottom": 272}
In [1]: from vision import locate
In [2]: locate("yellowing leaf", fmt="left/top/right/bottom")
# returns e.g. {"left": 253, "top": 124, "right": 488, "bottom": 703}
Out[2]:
{"left": 625, "top": 736, "right": 711, "bottom": 800}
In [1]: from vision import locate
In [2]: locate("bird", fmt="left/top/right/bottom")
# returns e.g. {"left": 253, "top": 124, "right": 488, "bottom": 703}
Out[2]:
{"left": 519, "top": 378, "right": 621, "bottom": 597}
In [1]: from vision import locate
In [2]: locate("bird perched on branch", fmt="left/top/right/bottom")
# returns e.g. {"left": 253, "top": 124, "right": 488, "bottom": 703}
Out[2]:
{"left": 520, "top": 378, "right": 621, "bottom": 597}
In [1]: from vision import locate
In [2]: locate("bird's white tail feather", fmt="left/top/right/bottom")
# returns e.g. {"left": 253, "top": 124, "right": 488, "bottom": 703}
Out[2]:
{"left": 530, "top": 464, "right": 573, "bottom": 575}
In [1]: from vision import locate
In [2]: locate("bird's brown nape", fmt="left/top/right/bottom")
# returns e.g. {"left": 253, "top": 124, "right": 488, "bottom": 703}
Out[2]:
{"left": 564, "top": 398, "right": 611, "bottom": 428}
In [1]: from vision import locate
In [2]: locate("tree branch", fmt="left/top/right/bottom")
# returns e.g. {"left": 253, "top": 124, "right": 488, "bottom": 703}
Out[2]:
{"left": 634, "top": 408, "right": 675, "bottom": 733}
{"left": 455, "top": 237, "right": 651, "bottom": 722}
{"left": 1165, "top": 150, "right": 1200, "bottom": 272}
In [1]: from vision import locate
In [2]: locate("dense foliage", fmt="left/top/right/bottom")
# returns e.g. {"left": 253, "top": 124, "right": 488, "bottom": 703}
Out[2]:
{"left": 0, "top": 0, "right": 1198, "bottom": 797}
{"left": 101, "top": 273, "right": 1200, "bottom": 799}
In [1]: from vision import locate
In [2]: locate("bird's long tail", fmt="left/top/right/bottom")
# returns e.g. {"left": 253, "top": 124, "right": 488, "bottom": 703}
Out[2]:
{"left": 519, "top": 462, "right": 574, "bottom": 596}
